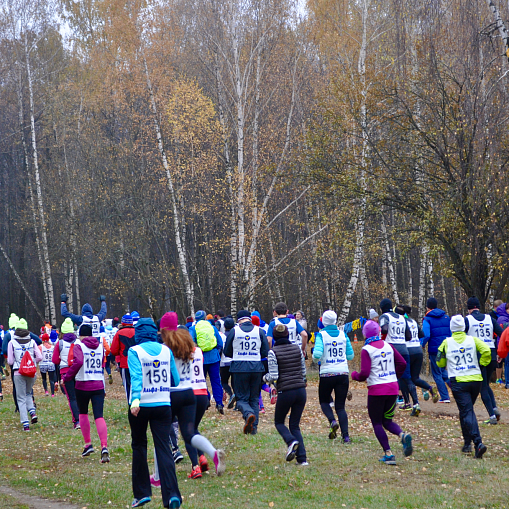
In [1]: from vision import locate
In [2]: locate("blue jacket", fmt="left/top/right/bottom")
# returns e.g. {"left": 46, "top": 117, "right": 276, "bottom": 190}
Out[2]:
{"left": 61, "top": 302, "right": 107, "bottom": 326}
{"left": 422, "top": 309, "right": 451, "bottom": 355}
{"left": 313, "top": 325, "right": 355, "bottom": 361}
{"left": 189, "top": 320, "right": 223, "bottom": 365}
{"left": 2, "top": 330, "right": 41, "bottom": 356}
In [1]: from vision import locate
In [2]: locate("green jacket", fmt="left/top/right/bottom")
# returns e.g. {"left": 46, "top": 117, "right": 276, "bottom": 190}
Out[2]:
{"left": 436, "top": 331, "right": 491, "bottom": 382}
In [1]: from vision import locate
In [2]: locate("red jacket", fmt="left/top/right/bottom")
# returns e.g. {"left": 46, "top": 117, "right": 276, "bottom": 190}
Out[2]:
{"left": 110, "top": 325, "right": 135, "bottom": 369}
{"left": 497, "top": 327, "right": 509, "bottom": 360}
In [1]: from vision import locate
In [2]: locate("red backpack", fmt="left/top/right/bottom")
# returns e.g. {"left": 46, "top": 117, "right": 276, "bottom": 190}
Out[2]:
{"left": 19, "top": 350, "right": 37, "bottom": 377}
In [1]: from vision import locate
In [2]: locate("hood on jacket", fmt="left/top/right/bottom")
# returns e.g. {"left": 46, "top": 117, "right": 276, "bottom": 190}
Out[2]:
{"left": 134, "top": 318, "right": 158, "bottom": 344}
{"left": 426, "top": 308, "right": 446, "bottom": 319}
{"left": 496, "top": 303, "right": 509, "bottom": 324}
{"left": 62, "top": 332, "right": 77, "bottom": 343}
{"left": 81, "top": 303, "right": 94, "bottom": 318}
{"left": 80, "top": 336, "right": 100, "bottom": 349}
{"left": 14, "top": 328, "right": 29, "bottom": 338}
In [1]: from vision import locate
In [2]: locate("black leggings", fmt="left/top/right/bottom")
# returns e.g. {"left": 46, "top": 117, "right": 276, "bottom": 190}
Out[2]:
{"left": 75, "top": 389, "right": 105, "bottom": 419}
{"left": 185, "top": 394, "right": 209, "bottom": 461}
{"left": 408, "top": 349, "right": 432, "bottom": 391}
{"left": 41, "top": 370, "right": 56, "bottom": 395}
{"left": 220, "top": 366, "right": 234, "bottom": 396}
{"left": 480, "top": 357, "right": 497, "bottom": 417}
{"left": 171, "top": 389, "right": 198, "bottom": 465}
{"left": 318, "top": 374, "right": 349, "bottom": 439}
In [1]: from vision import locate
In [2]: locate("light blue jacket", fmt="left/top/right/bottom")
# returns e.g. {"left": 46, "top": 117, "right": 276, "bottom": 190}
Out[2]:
{"left": 313, "top": 325, "right": 354, "bottom": 373}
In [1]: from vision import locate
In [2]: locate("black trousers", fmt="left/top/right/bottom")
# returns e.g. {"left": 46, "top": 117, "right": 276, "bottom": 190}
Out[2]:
{"left": 274, "top": 387, "right": 307, "bottom": 463}
{"left": 480, "top": 357, "right": 497, "bottom": 417}
{"left": 171, "top": 389, "right": 198, "bottom": 466}
{"left": 121, "top": 368, "right": 131, "bottom": 403}
{"left": 220, "top": 365, "right": 234, "bottom": 396}
{"left": 62, "top": 378, "right": 80, "bottom": 423}
{"left": 41, "top": 370, "right": 57, "bottom": 394}
{"left": 318, "top": 374, "right": 349, "bottom": 438}
{"left": 128, "top": 405, "right": 181, "bottom": 507}
{"left": 450, "top": 379, "right": 482, "bottom": 447}
{"left": 234, "top": 371, "right": 262, "bottom": 429}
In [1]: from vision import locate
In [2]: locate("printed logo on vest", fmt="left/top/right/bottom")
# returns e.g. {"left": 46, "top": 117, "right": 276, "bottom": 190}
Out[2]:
{"left": 153, "top": 360, "right": 160, "bottom": 368}
{"left": 332, "top": 340, "right": 338, "bottom": 347}
{"left": 459, "top": 347, "right": 465, "bottom": 354}
{"left": 381, "top": 351, "right": 387, "bottom": 358}
{"left": 90, "top": 351, "right": 97, "bottom": 357}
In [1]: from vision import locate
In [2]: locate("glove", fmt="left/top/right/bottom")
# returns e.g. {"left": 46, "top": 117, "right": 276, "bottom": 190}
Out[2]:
{"left": 99, "top": 295, "right": 106, "bottom": 302}
{"left": 61, "top": 294, "right": 68, "bottom": 303}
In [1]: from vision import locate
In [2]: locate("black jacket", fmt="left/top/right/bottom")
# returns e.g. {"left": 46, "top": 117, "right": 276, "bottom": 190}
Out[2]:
{"left": 224, "top": 321, "right": 269, "bottom": 373}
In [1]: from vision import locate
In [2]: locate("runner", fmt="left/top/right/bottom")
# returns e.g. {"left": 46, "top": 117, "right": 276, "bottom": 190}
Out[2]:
{"left": 224, "top": 310, "right": 269, "bottom": 434}
{"left": 264, "top": 324, "right": 308, "bottom": 465}
{"left": 220, "top": 317, "right": 236, "bottom": 409}
{"left": 436, "top": 315, "right": 491, "bottom": 457}
{"left": 62, "top": 324, "right": 109, "bottom": 463}
{"left": 351, "top": 320, "right": 413, "bottom": 465}
{"left": 53, "top": 322, "right": 80, "bottom": 428}
{"left": 7, "top": 322, "right": 42, "bottom": 431}
{"left": 104, "top": 323, "right": 117, "bottom": 384}
{"left": 252, "top": 314, "right": 268, "bottom": 413}
{"left": 39, "top": 333, "right": 56, "bottom": 396}
{"left": 128, "top": 317, "right": 182, "bottom": 508}
{"left": 312, "top": 310, "right": 354, "bottom": 442}
{"left": 267, "top": 302, "right": 308, "bottom": 354}
{"left": 463, "top": 296, "right": 503, "bottom": 424}
{"left": 110, "top": 314, "right": 136, "bottom": 402}
{"left": 61, "top": 294, "right": 107, "bottom": 338}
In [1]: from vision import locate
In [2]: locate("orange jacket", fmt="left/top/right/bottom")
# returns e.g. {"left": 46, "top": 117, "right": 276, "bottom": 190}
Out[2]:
{"left": 497, "top": 327, "right": 509, "bottom": 359}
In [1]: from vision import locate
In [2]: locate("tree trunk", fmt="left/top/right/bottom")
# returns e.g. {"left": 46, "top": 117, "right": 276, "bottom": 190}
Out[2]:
{"left": 381, "top": 215, "right": 399, "bottom": 303}
{"left": 418, "top": 244, "right": 428, "bottom": 321}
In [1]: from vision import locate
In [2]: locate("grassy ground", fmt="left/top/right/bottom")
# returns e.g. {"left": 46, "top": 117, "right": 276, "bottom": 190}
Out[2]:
{"left": 0, "top": 369, "right": 509, "bottom": 509}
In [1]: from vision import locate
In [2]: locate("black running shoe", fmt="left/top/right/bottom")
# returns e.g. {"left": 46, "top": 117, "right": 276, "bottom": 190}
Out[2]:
{"left": 100, "top": 447, "right": 110, "bottom": 463}
{"left": 82, "top": 444, "right": 95, "bottom": 457}
{"left": 461, "top": 444, "right": 472, "bottom": 454}
{"left": 475, "top": 443, "right": 487, "bottom": 459}
{"left": 173, "top": 448, "right": 184, "bottom": 464}
{"left": 30, "top": 414, "right": 38, "bottom": 424}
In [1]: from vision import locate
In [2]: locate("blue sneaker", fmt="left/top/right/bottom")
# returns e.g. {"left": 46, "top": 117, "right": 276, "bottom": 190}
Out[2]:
{"left": 379, "top": 454, "right": 396, "bottom": 465}
{"left": 423, "top": 390, "right": 430, "bottom": 401}
{"left": 132, "top": 497, "right": 151, "bottom": 508}
{"left": 401, "top": 432, "right": 413, "bottom": 457}
{"left": 169, "top": 497, "right": 181, "bottom": 508}
{"left": 397, "top": 396, "right": 404, "bottom": 405}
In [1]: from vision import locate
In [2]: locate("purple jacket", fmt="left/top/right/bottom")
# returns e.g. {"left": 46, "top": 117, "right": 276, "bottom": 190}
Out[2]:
{"left": 62, "top": 336, "right": 105, "bottom": 391}
{"left": 496, "top": 303, "right": 509, "bottom": 326}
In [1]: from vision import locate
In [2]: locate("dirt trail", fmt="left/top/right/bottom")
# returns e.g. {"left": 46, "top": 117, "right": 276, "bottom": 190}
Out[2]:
{"left": 0, "top": 485, "right": 80, "bottom": 509}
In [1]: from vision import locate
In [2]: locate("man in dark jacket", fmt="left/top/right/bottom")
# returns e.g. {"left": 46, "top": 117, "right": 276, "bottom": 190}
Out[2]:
{"left": 61, "top": 294, "right": 107, "bottom": 337}
{"left": 224, "top": 310, "right": 269, "bottom": 435}
{"left": 422, "top": 298, "right": 451, "bottom": 402}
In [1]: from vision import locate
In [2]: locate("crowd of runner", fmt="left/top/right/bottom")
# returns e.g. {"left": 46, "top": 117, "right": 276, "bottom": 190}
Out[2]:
{"left": 1, "top": 293, "right": 508, "bottom": 508}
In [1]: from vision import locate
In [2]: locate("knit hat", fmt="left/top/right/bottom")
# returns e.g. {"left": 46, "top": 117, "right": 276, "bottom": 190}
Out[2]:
{"left": 467, "top": 296, "right": 481, "bottom": 310}
{"left": 450, "top": 315, "right": 466, "bottom": 332}
{"left": 322, "top": 310, "right": 337, "bottom": 326}
{"left": 131, "top": 311, "right": 140, "bottom": 323}
{"left": 426, "top": 297, "right": 438, "bottom": 310}
{"left": 237, "top": 310, "right": 251, "bottom": 321}
{"left": 50, "top": 330, "right": 58, "bottom": 341}
{"left": 61, "top": 317, "right": 74, "bottom": 334}
{"left": 251, "top": 310, "right": 261, "bottom": 318}
{"left": 160, "top": 312, "right": 179, "bottom": 331}
{"left": 273, "top": 324, "right": 289, "bottom": 339}
{"left": 195, "top": 310, "right": 206, "bottom": 322}
{"left": 41, "top": 333, "right": 50, "bottom": 342}
{"left": 100, "top": 325, "right": 105, "bottom": 333}
{"left": 122, "top": 314, "right": 133, "bottom": 325}
{"left": 223, "top": 317, "right": 235, "bottom": 331}
{"left": 206, "top": 314, "right": 214, "bottom": 321}
{"left": 186, "top": 316, "right": 193, "bottom": 323}
{"left": 369, "top": 309, "right": 379, "bottom": 319}
{"left": 362, "top": 319, "right": 380, "bottom": 340}
{"left": 380, "top": 298, "right": 393, "bottom": 314}
{"left": 8, "top": 313, "right": 19, "bottom": 329}
{"left": 79, "top": 324, "right": 93, "bottom": 337}
{"left": 18, "top": 318, "right": 28, "bottom": 330}
{"left": 251, "top": 315, "right": 260, "bottom": 326}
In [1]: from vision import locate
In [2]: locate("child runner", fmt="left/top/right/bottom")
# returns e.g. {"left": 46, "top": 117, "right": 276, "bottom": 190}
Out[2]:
{"left": 128, "top": 318, "right": 182, "bottom": 508}
{"left": 62, "top": 324, "right": 109, "bottom": 462}
{"left": 8, "top": 323, "right": 42, "bottom": 431}
{"left": 312, "top": 310, "right": 354, "bottom": 442}
{"left": 152, "top": 313, "right": 225, "bottom": 482}
{"left": 39, "top": 333, "right": 56, "bottom": 396}
{"left": 264, "top": 324, "right": 308, "bottom": 465}
{"left": 351, "top": 320, "right": 413, "bottom": 465}
{"left": 53, "top": 326, "right": 80, "bottom": 428}
{"left": 436, "top": 315, "right": 491, "bottom": 457}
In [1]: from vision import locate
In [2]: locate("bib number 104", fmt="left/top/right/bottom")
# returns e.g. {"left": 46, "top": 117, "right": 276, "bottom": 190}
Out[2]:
{"left": 147, "top": 368, "right": 168, "bottom": 384}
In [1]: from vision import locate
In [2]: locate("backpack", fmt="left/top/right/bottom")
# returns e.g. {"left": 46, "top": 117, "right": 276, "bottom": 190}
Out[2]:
{"left": 195, "top": 320, "right": 217, "bottom": 352}
{"left": 19, "top": 350, "right": 37, "bottom": 377}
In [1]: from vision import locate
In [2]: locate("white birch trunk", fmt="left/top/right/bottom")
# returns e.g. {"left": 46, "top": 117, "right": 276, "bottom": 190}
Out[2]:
{"left": 418, "top": 244, "right": 428, "bottom": 321}
{"left": 24, "top": 34, "right": 56, "bottom": 324}
{"left": 381, "top": 216, "right": 399, "bottom": 303}
{"left": 407, "top": 252, "right": 413, "bottom": 306}
{"left": 486, "top": 0, "right": 509, "bottom": 51}
{"left": 427, "top": 252, "right": 434, "bottom": 296}
{"left": 142, "top": 56, "right": 194, "bottom": 315}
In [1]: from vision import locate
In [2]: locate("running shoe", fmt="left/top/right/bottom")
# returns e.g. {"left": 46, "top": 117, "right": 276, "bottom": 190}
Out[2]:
{"left": 54, "top": 382, "right": 58, "bottom": 393}
{"left": 329, "top": 420, "right": 339, "bottom": 440}
{"left": 45, "top": 391, "right": 49, "bottom": 396}
{"left": 213, "top": 449, "right": 226, "bottom": 476}
{"left": 296, "top": 461, "right": 309, "bottom": 466}
{"left": 483, "top": 417, "right": 497, "bottom": 425}
{"left": 430, "top": 387, "right": 440, "bottom": 404}
{"left": 346, "top": 390, "right": 353, "bottom": 401}
{"left": 260, "top": 407, "right": 265, "bottom": 414}
{"left": 379, "top": 454, "right": 396, "bottom": 465}
{"left": 74, "top": 422, "right": 81, "bottom": 430}
{"left": 397, "top": 396, "right": 404, "bottom": 405}
{"left": 494, "top": 408, "right": 501, "bottom": 421}
{"left": 30, "top": 413, "right": 38, "bottom": 424}
{"left": 23, "top": 424, "right": 30, "bottom": 432}
{"left": 496, "top": 379, "right": 503, "bottom": 385}
{"left": 227, "top": 394, "right": 236, "bottom": 409}
{"left": 343, "top": 436, "right": 351, "bottom": 444}
{"left": 168, "top": 497, "right": 181, "bottom": 508}
{"left": 188, "top": 466, "right": 202, "bottom": 479}
{"left": 216, "top": 404, "right": 224, "bottom": 415}
{"left": 100, "top": 447, "right": 110, "bottom": 463}
{"left": 82, "top": 444, "right": 95, "bottom": 457}
{"left": 410, "top": 404, "right": 421, "bottom": 417}
{"left": 286, "top": 440, "right": 299, "bottom": 462}
{"left": 243, "top": 414, "right": 255, "bottom": 434}
{"left": 173, "top": 448, "right": 184, "bottom": 464}
{"left": 150, "top": 474, "right": 161, "bottom": 488}
{"left": 270, "top": 388, "right": 278, "bottom": 405}
{"left": 422, "top": 390, "right": 429, "bottom": 401}
{"left": 51, "top": 394, "right": 55, "bottom": 398}
{"left": 1, "top": 374, "right": 5, "bottom": 381}
{"left": 401, "top": 433, "right": 413, "bottom": 457}
{"left": 132, "top": 497, "right": 151, "bottom": 507}
{"left": 475, "top": 443, "right": 487, "bottom": 459}
{"left": 461, "top": 444, "right": 472, "bottom": 454}
{"left": 0, "top": 394, "right": 3, "bottom": 402}
{"left": 438, "top": 399, "right": 451, "bottom": 403}
{"left": 108, "top": 374, "right": 113, "bottom": 385}
{"left": 199, "top": 454, "right": 209, "bottom": 472}
{"left": 399, "top": 404, "right": 412, "bottom": 411}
